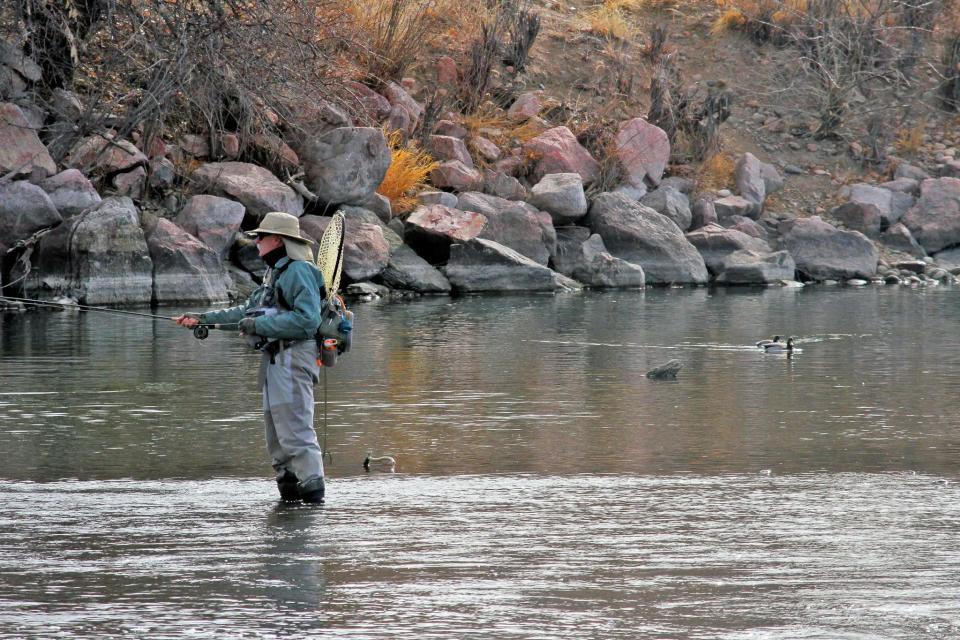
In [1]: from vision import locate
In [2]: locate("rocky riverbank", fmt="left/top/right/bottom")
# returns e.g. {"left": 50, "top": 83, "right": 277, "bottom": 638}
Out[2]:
{"left": 2, "top": 39, "right": 960, "bottom": 309}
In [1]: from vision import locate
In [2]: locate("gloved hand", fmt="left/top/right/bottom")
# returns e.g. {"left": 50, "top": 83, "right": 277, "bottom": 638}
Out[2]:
{"left": 238, "top": 317, "right": 258, "bottom": 335}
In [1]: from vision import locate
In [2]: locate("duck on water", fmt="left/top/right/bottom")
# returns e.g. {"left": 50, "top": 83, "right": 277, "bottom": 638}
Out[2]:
{"left": 763, "top": 337, "right": 795, "bottom": 354}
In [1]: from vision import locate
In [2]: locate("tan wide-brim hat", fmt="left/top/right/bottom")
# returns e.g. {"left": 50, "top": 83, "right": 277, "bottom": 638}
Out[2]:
{"left": 245, "top": 211, "right": 315, "bottom": 245}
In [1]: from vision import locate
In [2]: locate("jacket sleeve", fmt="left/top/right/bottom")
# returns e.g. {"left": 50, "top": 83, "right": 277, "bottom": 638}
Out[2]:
{"left": 199, "top": 287, "right": 261, "bottom": 329}
{"left": 254, "top": 261, "right": 322, "bottom": 340}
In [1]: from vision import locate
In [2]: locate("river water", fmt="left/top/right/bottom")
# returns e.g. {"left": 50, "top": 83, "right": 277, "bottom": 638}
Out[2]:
{"left": 1, "top": 286, "right": 959, "bottom": 639}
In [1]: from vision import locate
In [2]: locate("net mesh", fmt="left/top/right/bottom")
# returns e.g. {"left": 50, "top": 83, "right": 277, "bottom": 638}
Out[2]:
{"left": 316, "top": 212, "right": 345, "bottom": 294}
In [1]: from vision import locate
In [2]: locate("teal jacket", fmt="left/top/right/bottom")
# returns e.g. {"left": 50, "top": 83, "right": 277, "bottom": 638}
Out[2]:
{"left": 202, "top": 257, "right": 324, "bottom": 340}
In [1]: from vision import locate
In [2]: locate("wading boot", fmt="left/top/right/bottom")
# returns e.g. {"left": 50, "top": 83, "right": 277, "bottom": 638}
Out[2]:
{"left": 276, "top": 470, "right": 301, "bottom": 502}
{"left": 300, "top": 477, "right": 325, "bottom": 504}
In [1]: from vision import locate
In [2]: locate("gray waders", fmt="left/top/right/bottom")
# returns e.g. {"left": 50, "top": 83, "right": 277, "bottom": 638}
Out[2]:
{"left": 260, "top": 339, "right": 325, "bottom": 502}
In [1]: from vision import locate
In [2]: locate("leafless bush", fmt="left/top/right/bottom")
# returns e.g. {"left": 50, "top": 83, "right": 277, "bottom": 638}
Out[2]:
{"left": 943, "top": 33, "right": 960, "bottom": 110}
{"left": 415, "top": 87, "right": 450, "bottom": 147}
{"left": 504, "top": 1, "right": 541, "bottom": 72}
{"left": 358, "top": 0, "right": 443, "bottom": 86}
{"left": 9, "top": 1, "right": 348, "bottom": 172}
{"left": 648, "top": 56, "right": 731, "bottom": 162}
{"left": 459, "top": 3, "right": 516, "bottom": 114}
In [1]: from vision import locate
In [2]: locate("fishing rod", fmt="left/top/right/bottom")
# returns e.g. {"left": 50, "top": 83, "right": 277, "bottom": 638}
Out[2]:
{"left": 0, "top": 295, "right": 236, "bottom": 339}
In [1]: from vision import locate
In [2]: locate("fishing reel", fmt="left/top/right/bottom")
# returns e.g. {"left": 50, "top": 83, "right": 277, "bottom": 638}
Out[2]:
{"left": 193, "top": 325, "right": 209, "bottom": 340}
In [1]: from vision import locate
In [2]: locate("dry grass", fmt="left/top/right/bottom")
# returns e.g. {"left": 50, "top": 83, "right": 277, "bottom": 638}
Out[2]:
{"left": 377, "top": 130, "right": 439, "bottom": 214}
{"left": 894, "top": 121, "right": 926, "bottom": 154}
{"left": 584, "top": 6, "right": 636, "bottom": 40}
{"left": 462, "top": 103, "right": 548, "bottom": 148}
{"left": 695, "top": 152, "right": 736, "bottom": 191}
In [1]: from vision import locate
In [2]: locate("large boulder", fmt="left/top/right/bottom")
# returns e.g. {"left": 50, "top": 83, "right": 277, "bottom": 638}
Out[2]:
{"left": 143, "top": 216, "right": 230, "bottom": 303}
{"left": 0, "top": 102, "right": 57, "bottom": 177}
{"left": 690, "top": 198, "right": 718, "bottom": 230}
{"left": 457, "top": 192, "right": 555, "bottom": 265}
{"left": 734, "top": 152, "right": 766, "bottom": 215}
{"left": 343, "top": 222, "right": 390, "bottom": 282}
{"left": 552, "top": 226, "right": 593, "bottom": 276}
{"left": 443, "top": 238, "right": 558, "bottom": 292}
{"left": 379, "top": 244, "right": 452, "bottom": 293}
{"left": 39, "top": 169, "right": 101, "bottom": 217}
{"left": 67, "top": 135, "right": 147, "bottom": 177}
{"left": 405, "top": 204, "right": 487, "bottom": 264}
{"left": 831, "top": 201, "right": 882, "bottom": 237}
{"left": 881, "top": 222, "right": 925, "bottom": 258}
{"left": 0, "top": 181, "right": 62, "bottom": 246}
{"left": 529, "top": 173, "right": 588, "bottom": 225}
{"left": 568, "top": 234, "right": 646, "bottom": 288}
{"left": 613, "top": 118, "right": 670, "bottom": 188}
{"left": 192, "top": 161, "right": 303, "bottom": 219}
{"left": 522, "top": 126, "right": 600, "bottom": 184}
{"left": 777, "top": 216, "right": 878, "bottom": 280}
{"left": 300, "top": 127, "right": 390, "bottom": 205}
{"left": 714, "top": 249, "right": 795, "bottom": 284}
{"left": 640, "top": 186, "right": 692, "bottom": 231}
{"left": 25, "top": 197, "right": 153, "bottom": 304}
{"left": 585, "top": 192, "right": 708, "bottom": 284}
{"left": 174, "top": 195, "right": 246, "bottom": 259}
{"left": 760, "top": 161, "right": 784, "bottom": 196}
{"left": 685, "top": 224, "right": 772, "bottom": 275}
{"left": 839, "top": 183, "right": 909, "bottom": 227}
{"left": 901, "top": 178, "right": 960, "bottom": 254}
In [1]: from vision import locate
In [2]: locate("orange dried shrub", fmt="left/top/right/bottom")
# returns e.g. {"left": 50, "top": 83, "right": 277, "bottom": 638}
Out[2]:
{"left": 377, "top": 130, "right": 439, "bottom": 215}
{"left": 585, "top": 6, "right": 636, "bottom": 40}
{"left": 696, "top": 152, "right": 736, "bottom": 191}
{"left": 895, "top": 121, "right": 926, "bottom": 154}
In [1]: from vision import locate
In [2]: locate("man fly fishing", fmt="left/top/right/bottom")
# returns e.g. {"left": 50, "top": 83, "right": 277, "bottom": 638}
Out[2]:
{"left": 175, "top": 211, "right": 327, "bottom": 504}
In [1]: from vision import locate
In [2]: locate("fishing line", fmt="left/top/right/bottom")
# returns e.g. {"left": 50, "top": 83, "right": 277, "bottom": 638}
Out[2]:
{"left": 322, "top": 366, "right": 333, "bottom": 465}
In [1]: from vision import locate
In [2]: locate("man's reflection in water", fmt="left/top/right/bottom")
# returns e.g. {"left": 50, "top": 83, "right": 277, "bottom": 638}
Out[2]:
{"left": 262, "top": 503, "right": 329, "bottom": 611}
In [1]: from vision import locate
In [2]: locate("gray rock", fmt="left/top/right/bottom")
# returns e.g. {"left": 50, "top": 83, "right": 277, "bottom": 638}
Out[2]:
{"left": 0, "top": 42, "right": 42, "bottom": 82}
{"left": 659, "top": 176, "right": 695, "bottom": 194}
{"left": 760, "top": 161, "right": 784, "bottom": 195}
{"left": 734, "top": 152, "right": 766, "bottom": 214}
{"left": 417, "top": 191, "right": 459, "bottom": 207}
{"left": 429, "top": 135, "right": 473, "bottom": 167}
{"left": 113, "top": 166, "right": 147, "bottom": 199}
{"left": 192, "top": 161, "right": 303, "bottom": 219}
{"left": 25, "top": 197, "right": 153, "bottom": 304}
{"left": 777, "top": 215, "right": 878, "bottom": 280}
{"left": 148, "top": 157, "right": 176, "bottom": 192}
{"left": 689, "top": 198, "right": 718, "bottom": 230}
{"left": 902, "top": 178, "right": 960, "bottom": 253}
{"left": 39, "top": 169, "right": 101, "bottom": 218}
{"left": 457, "top": 192, "right": 555, "bottom": 265}
{"left": 443, "top": 238, "right": 558, "bottom": 292}
{"left": 685, "top": 224, "right": 771, "bottom": 274}
{"left": 894, "top": 163, "right": 929, "bottom": 182}
{"left": 640, "top": 186, "right": 692, "bottom": 231}
{"left": 586, "top": 192, "right": 708, "bottom": 284}
{"left": 430, "top": 160, "right": 483, "bottom": 192}
{"left": 879, "top": 177, "right": 919, "bottom": 195}
{"left": 713, "top": 195, "right": 755, "bottom": 222}
{"left": 831, "top": 201, "right": 882, "bottom": 237}
{"left": 551, "top": 226, "right": 593, "bottom": 276}
{"left": 715, "top": 249, "right": 796, "bottom": 284}
{"left": 343, "top": 222, "right": 390, "bottom": 282}
{"left": 379, "top": 244, "right": 452, "bottom": 293}
{"left": 175, "top": 195, "right": 246, "bottom": 259}
{"left": 301, "top": 127, "right": 390, "bottom": 204}
{"left": 570, "top": 234, "right": 646, "bottom": 288}
{"left": 349, "top": 192, "right": 392, "bottom": 223}
{"left": 529, "top": 173, "right": 587, "bottom": 225}
{"left": 0, "top": 102, "right": 57, "bottom": 178}
{"left": 726, "top": 215, "right": 769, "bottom": 240}
{"left": 0, "top": 180, "right": 62, "bottom": 246}
{"left": 482, "top": 169, "right": 528, "bottom": 201}
{"left": 143, "top": 216, "right": 230, "bottom": 303}
{"left": 933, "top": 246, "right": 960, "bottom": 270}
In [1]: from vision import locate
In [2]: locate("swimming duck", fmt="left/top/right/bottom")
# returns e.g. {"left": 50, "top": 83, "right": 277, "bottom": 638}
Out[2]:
{"left": 755, "top": 335, "right": 782, "bottom": 348}
{"left": 363, "top": 452, "right": 396, "bottom": 472}
{"left": 763, "top": 337, "right": 794, "bottom": 353}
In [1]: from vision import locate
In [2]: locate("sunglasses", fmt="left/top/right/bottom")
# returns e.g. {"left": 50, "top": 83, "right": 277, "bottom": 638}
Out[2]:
{"left": 255, "top": 233, "right": 272, "bottom": 240}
